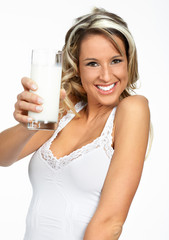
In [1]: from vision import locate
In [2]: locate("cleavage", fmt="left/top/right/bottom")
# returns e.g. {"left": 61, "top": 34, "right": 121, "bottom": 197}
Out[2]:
{"left": 49, "top": 117, "right": 106, "bottom": 160}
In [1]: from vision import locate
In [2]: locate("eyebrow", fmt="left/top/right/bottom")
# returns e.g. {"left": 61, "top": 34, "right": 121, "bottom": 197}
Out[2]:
{"left": 83, "top": 55, "right": 122, "bottom": 62}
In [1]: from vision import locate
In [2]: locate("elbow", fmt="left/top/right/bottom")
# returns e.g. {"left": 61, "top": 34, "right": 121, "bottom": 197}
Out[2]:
{"left": 102, "top": 217, "right": 123, "bottom": 239}
{"left": 104, "top": 222, "right": 123, "bottom": 240}
{"left": 0, "top": 159, "right": 15, "bottom": 167}
{"left": 0, "top": 163, "right": 13, "bottom": 167}
{"left": 111, "top": 224, "right": 123, "bottom": 239}
{"left": 83, "top": 220, "right": 123, "bottom": 240}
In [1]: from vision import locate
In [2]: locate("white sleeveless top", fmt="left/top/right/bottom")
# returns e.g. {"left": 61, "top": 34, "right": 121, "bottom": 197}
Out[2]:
{"left": 24, "top": 101, "right": 117, "bottom": 240}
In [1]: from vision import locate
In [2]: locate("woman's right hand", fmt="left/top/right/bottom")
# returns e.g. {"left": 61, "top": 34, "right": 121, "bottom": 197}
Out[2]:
{"left": 13, "top": 77, "right": 66, "bottom": 126}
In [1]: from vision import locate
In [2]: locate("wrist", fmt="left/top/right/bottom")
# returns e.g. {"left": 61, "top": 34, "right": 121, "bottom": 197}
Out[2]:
{"left": 18, "top": 123, "right": 38, "bottom": 137}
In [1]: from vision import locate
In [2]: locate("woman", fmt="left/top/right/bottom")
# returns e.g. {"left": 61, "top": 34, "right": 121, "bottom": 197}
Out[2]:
{"left": 0, "top": 8, "right": 151, "bottom": 240}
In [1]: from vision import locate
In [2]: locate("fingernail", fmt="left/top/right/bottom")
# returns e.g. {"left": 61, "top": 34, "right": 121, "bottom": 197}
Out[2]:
{"left": 27, "top": 117, "right": 33, "bottom": 122}
{"left": 36, "top": 106, "right": 43, "bottom": 111}
{"left": 32, "top": 84, "right": 37, "bottom": 90}
{"left": 37, "top": 98, "right": 44, "bottom": 104}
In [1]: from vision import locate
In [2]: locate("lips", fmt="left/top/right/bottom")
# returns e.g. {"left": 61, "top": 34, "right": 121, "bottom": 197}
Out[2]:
{"left": 95, "top": 82, "right": 117, "bottom": 94}
{"left": 97, "top": 83, "right": 115, "bottom": 91}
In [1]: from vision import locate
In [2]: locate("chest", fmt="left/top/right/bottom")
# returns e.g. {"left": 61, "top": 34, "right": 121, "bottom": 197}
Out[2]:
{"left": 50, "top": 114, "right": 110, "bottom": 160}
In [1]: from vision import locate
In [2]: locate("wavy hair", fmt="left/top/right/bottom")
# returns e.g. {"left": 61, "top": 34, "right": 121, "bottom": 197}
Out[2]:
{"left": 60, "top": 7, "right": 139, "bottom": 113}
{"left": 60, "top": 7, "right": 153, "bottom": 160}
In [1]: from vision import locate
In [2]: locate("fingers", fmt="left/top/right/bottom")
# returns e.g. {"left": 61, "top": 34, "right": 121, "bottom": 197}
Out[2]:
{"left": 14, "top": 103, "right": 43, "bottom": 123}
{"left": 13, "top": 110, "right": 33, "bottom": 124}
{"left": 14, "top": 101, "right": 43, "bottom": 124}
{"left": 14, "top": 77, "right": 67, "bottom": 125}
{"left": 14, "top": 77, "right": 44, "bottom": 124}
{"left": 21, "top": 77, "right": 38, "bottom": 91}
{"left": 15, "top": 101, "right": 43, "bottom": 113}
{"left": 17, "top": 90, "right": 44, "bottom": 105}
{"left": 60, "top": 89, "right": 66, "bottom": 100}
{"left": 21, "top": 77, "right": 66, "bottom": 102}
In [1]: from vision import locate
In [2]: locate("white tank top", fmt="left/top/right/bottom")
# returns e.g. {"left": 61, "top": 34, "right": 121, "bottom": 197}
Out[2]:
{"left": 24, "top": 101, "right": 117, "bottom": 240}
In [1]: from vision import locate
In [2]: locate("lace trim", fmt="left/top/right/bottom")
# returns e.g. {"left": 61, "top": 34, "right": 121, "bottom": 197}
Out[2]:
{"left": 41, "top": 137, "right": 100, "bottom": 170}
{"left": 101, "top": 108, "right": 115, "bottom": 158}
{"left": 40, "top": 103, "right": 116, "bottom": 170}
{"left": 49, "top": 101, "right": 86, "bottom": 143}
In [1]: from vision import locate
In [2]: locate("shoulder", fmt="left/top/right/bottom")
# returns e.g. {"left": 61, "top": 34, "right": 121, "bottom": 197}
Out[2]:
{"left": 117, "top": 94, "right": 149, "bottom": 112}
{"left": 113, "top": 95, "right": 150, "bottom": 148}
{"left": 114, "top": 95, "right": 150, "bottom": 122}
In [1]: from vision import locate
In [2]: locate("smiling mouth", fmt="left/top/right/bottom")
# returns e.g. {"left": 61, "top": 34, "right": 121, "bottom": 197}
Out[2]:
{"left": 96, "top": 82, "right": 117, "bottom": 91}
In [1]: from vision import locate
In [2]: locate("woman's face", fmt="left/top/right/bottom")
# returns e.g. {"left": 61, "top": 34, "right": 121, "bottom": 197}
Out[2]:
{"left": 78, "top": 33, "right": 128, "bottom": 107}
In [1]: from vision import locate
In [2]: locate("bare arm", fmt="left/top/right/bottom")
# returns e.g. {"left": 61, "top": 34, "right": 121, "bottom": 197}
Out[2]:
{"left": 0, "top": 77, "right": 66, "bottom": 166}
{"left": 0, "top": 124, "right": 54, "bottom": 166}
{"left": 83, "top": 95, "right": 150, "bottom": 240}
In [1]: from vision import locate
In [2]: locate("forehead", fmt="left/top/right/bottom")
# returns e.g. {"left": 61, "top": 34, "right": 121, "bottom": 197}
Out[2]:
{"left": 79, "top": 33, "right": 126, "bottom": 57}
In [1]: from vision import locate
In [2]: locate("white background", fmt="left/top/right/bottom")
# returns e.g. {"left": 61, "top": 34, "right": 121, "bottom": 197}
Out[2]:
{"left": 0, "top": 0, "right": 169, "bottom": 239}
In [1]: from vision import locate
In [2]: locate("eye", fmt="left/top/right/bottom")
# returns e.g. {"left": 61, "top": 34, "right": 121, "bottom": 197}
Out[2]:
{"left": 86, "top": 61, "right": 99, "bottom": 67}
{"left": 111, "top": 59, "right": 122, "bottom": 64}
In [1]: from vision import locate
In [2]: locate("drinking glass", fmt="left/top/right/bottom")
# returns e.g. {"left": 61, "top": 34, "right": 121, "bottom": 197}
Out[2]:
{"left": 27, "top": 49, "right": 62, "bottom": 130}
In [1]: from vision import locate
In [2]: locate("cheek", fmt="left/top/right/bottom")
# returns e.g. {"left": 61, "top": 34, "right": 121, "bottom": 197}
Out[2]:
{"left": 124, "top": 66, "right": 129, "bottom": 84}
{"left": 79, "top": 71, "right": 89, "bottom": 92}
{"left": 79, "top": 67, "right": 96, "bottom": 88}
{"left": 122, "top": 68, "right": 128, "bottom": 82}
{"left": 121, "top": 63, "right": 128, "bottom": 80}
{"left": 114, "top": 65, "right": 128, "bottom": 82}
{"left": 80, "top": 77, "right": 90, "bottom": 93}
{"left": 123, "top": 74, "right": 129, "bottom": 88}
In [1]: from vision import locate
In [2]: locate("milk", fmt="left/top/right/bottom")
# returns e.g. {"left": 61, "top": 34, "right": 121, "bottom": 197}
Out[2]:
{"left": 28, "top": 63, "right": 62, "bottom": 123}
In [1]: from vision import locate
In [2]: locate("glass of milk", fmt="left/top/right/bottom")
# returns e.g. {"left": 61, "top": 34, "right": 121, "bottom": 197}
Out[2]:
{"left": 27, "top": 49, "right": 62, "bottom": 130}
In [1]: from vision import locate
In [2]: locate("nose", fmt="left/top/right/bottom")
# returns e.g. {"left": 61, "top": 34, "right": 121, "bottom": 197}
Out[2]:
{"left": 99, "top": 65, "right": 112, "bottom": 82}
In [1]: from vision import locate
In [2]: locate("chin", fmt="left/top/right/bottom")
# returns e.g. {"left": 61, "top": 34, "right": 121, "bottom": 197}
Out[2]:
{"left": 95, "top": 95, "right": 120, "bottom": 107}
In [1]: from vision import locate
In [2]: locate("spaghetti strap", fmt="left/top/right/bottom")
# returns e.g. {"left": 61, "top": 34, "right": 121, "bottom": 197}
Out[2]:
{"left": 49, "top": 101, "right": 87, "bottom": 144}
{"left": 40, "top": 104, "right": 117, "bottom": 170}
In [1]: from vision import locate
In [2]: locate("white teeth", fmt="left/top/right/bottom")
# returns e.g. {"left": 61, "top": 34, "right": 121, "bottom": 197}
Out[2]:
{"left": 97, "top": 83, "right": 115, "bottom": 91}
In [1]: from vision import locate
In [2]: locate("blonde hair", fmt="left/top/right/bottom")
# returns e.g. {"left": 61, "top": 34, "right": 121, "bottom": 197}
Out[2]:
{"left": 60, "top": 7, "right": 153, "bottom": 159}
{"left": 60, "top": 7, "right": 139, "bottom": 113}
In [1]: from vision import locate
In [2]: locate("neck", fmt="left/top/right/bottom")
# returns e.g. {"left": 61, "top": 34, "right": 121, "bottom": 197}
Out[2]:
{"left": 83, "top": 101, "right": 114, "bottom": 123}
